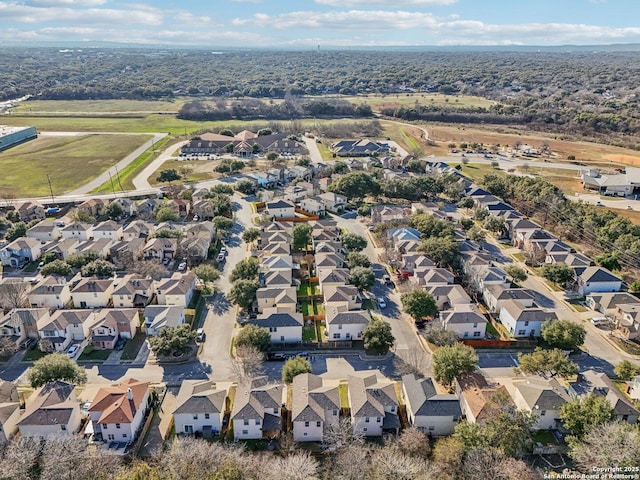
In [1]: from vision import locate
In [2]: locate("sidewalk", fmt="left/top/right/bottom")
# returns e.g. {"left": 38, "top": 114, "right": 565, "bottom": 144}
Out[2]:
{"left": 138, "top": 387, "right": 177, "bottom": 457}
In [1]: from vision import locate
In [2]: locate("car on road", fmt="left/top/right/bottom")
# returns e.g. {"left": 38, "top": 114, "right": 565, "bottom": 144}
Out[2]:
{"left": 67, "top": 344, "right": 79, "bottom": 358}
{"left": 177, "top": 261, "right": 187, "bottom": 271}
{"left": 220, "top": 246, "right": 227, "bottom": 255}
{"left": 382, "top": 275, "right": 394, "bottom": 287}
{"left": 595, "top": 201, "right": 604, "bottom": 206}
{"left": 591, "top": 316, "right": 608, "bottom": 327}
{"left": 196, "top": 328, "right": 205, "bottom": 342}
{"left": 378, "top": 297, "right": 387, "bottom": 309}
{"left": 216, "top": 253, "right": 225, "bottom": 263}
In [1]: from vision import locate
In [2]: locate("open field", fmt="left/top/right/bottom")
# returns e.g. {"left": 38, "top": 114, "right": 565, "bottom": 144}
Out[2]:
{"left": 339, "top": 93, "right": 497, "bottom": 111}
{"left": 149, "top": 159, "right": 218, "bottom": 186}
{"left": 0, "top": 134, "right": 151, "bottom": 197}
{"left": 13, "top": 99, "right": 186, "bottom": 114}
{"left": 426, "top": 124, "right": 640, "bottom": 167}
{"left": 380, "top": 120, "right": 448, "bottom": 156}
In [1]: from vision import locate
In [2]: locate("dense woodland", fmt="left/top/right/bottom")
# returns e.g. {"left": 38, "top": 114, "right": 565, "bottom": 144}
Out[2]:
{"left": 2, "top": 48, "right": 640, "bottom": 146}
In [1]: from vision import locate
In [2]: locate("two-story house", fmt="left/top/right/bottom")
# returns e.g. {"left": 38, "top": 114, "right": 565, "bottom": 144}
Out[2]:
{"left": 265, "top": 200, "right": 296, "bottom": 219}
{"left": 251, "top": 312, "right": 303, "bottom": 344}
{"left": 143, "top": 305, "right": 185, "bottom": 336}
{"left": 0, "top": 237, "right": 42, "bottom": 267}
{"left": 440, "top": 304, "right": 487, "bottom": 339}
{"left": 60, "top": 222, "right": 93, "bottom": 241}
{"left": 71, "top": 277, "right": 115, "bottom": 309}
{"left": 231, "top": 377, "right": 283, "bottom": 440}
{"left": 156, "top": 272, "right": 196, "bottom": 307}
{"left": 325, "top": 308, "right": 370, "bottom": 341}
{"left": 17, "top": 381, "right": 82, "bottom": 438}
{"left": 112, "top": 275, "right": 155, "bottom": 308}
{"left": 37, "top": 309, "right": 98, "bottom": 352}
{"left": 402, "top": 374, "right": 461, "bottom": 436}
{"left": 26, "top": 220, "right": 62, "bottom": 243}
{"left": 91, "top": 220, "right": 123, "bottom": 241}
{"left": 91, "top": 309, "right": 139, "bottom": 349}
{"left": 512, "top": 376, "right": 570, "bottom": 430}
{"left": 173, "top": 380, "right": 227, "bottom": 437}
{"left": 28, "top": 276, "right": 72, "bottom": 309}
{"left": 348, "top": 375, "right": 400, "bottom": 437}
{"left": 499, "top": 299, "right": 557, "bottom": 338}
{"left": 292, "top": 373, "right": 340, "bottom": 442}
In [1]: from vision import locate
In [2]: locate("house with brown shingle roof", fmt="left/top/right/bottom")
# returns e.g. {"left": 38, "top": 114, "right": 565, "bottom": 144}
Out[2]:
{"left": 90, "top": 309, "right": 139, "bottom": 349}
{"left": 17, "top": 381, "right": 82, "bottom": 438}
{"left": 0, "top": 381, "right": 20, "bottom": 442}
{"left": 28, "top": 276, "right": 72, "bottom": 309}
{"left": 155, "top": 272, "right": 196, "bottom": 307}
{"left": 37, "top": 309, "right": 99, "bottom": 352}
{"left": 88, "top": 378, "right": 150, "bottom": 446}
{"left": 292, "top": 373, "right": 340, "bottom": 442}
{"left": 455, "top": 372, "right": 512, "bottom": 424}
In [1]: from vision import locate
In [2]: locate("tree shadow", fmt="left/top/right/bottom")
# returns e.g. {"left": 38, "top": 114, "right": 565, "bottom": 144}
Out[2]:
{"left": 210, "top": 293, "right": 232, "bottom": 316}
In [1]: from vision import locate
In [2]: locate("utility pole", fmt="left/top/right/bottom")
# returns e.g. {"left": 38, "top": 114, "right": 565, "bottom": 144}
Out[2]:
{"left": 115, "top": 166, "right": 125, "bottom": 193}
{"left": 46, "top": 174, "right": 55, "bottom": 204}
{"left": 108, "top": 171, "right": 116, "bottom": 197}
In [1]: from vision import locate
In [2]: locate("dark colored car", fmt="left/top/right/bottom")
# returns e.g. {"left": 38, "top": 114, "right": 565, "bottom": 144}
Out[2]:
{"left": 266, "top": 353, "right": 287, "bottom": 361}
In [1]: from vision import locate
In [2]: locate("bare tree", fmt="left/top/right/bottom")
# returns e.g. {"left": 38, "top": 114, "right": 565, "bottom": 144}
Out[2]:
{"left": 461, "top": 447, "right": 541, "bottom": 480}
{"left": 229, "top": 345, "right": 265, "bottom": 382}
{"left": 326, "top": 445, "right": 370, "bottom": 480}
{"left": 266, "top": 451, "right": 319, "bottom": 480}
{"left": 569, "top": 422, "right": 640, "bottom": 473}
{"left": 396, "top": 427, "right": 430, "bottom": 459}
{"left": 323, "top": 417, "right": 364, "bottom": 451}
{"left": 0, "top": 280, "right": 30, "bottom": 309}
{"left": 0, "top": 436, "right": 41, "bottom": 480}
{"left": 523, "top": 240, "right": 547, "bottom": 267}
{"left": 131, "top": 259, "right": 168, "bottom": 281}
{"left": 0, "top": 338, "right": 18, "bottom": 359}
{"left": 0, "top": 191, "right": 17, "bottom": 208}
{"left": 393, "top": 348, "right": 430, "bottom": 377}
{"left": 38, "top": 338, "right": 54, "bottom": 353}
{"left": 369, "top": 447, "right": 438, "bottom": 480}
{"left": 39, "top": 436, "right": 123, "bottom": 480}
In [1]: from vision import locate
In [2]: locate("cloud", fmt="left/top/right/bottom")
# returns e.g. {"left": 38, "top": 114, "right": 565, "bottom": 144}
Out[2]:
{"left": 25, "top": 0, "right": 107, "bottom": 6}
{"left": 0, "top": 2, "right": 163, "bottom": 25}
{"left": 315, "top": 0, "right": 456, "bottom": 5}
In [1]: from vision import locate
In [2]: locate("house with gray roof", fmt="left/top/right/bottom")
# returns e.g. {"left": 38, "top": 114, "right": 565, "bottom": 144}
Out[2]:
{"left": 585, "top": 292, "right": 640, "bottom": 314}
{"left": 427, "top": 284, "right": 471, "bottom": 311}
{"left": 325, "top": 308, "right": 370, "bottom": 341}
{"left": 231, "top": 377, "right": 283, "bottom": 440}
{"left": 292, "top": 373, "right": 340, "bottom": 442}
{"left": 255, "top": 286, "right": 297, "bottom": 314}
{"left": 26, "top": 220, "right": 62, "bottom": 243}
{"left": 143, "top": 305, "right": 185, "bottom": 336}
{"left": 37, "top": 309, "right": 99, "bottom": 352}
{"left": 28, "top": 276, "right": 72, "bottom": 309}
{"left": 0, "top": 237, "right": 42, "bottom": 268}
{"left": 440, "top": 304, "right": 487, "bottom": 339}
{"left": 250, "top": 312, "right": 303, "bottom": 343}
{"left": 0, "top": 381, "right": 20, "bottom": 442}
{"left": 482, "top": 285, "right": 534, "bottom": 314}
{"left": 265, "top": 200, "right": 296, "bottom": 219}
{"left": 318, "top": 268, "right": 350, "bottom": 290}
{"left": 512, "top": 376, "right": 570, "bottom": 429}
{"left": 402, "top": 374, "right": 461, "bottom": 436}
{"left": 173, "top": 380, "right": 227, "bottom": 437}
{"left": 17, "top": 381, "right": 82, "bottom": 438}
{"left": 576, "top": 266, "right": 622, "bottom": 296}
{"left": 261, "top": 270, "right": 292, "bottom": 288}
{"left": 0, "top": 308, "right": 48, "bottom": 344}
{"left": 498, "top": 299, "right": 557, "bottom": 338}
{"left": 330, "top": 139, "right": 390, "bottom": 157}
{"left": 347, "top": 375, "right": 399, "bottom": 437}
{"left": 569, "top": 370, "right": 639, "bottom": 424}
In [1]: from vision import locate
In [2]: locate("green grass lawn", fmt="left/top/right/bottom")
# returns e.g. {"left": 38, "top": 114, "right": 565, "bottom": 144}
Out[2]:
{"left": 121, "top": 331, "right": 146, "bottom": 361}
{"left": 567, "top": 298, "right": 588, "bottom": 312}
{"left": 610, "top": 337, "right": 640, "bottom": 356}
{"left": 315, "top": 142, "right": 335, "bottom": 161}
{"left": 486, "top": 322, "right": 501, "bottom": 339}
{"left": 303, "top": 325, "right": 317, "bottom": 342}
{"left": 531, "top": 430, "right": 558, "bottom": 445}
{"left": 459, "top": 163, "right": 500, "bottom": 183}
{"left": 301, "top": 301, "right": 313, "bottom": 316}
{"left": 338, "top": 383, "right": 349, "bottom": 408}
{"left": 14, "top": 99, "right": 186, "bottom": 114}
{"left": 23, "top": 261, "right": 39, "bottom": 273}
{"left": 78, "top": 346, "right": 111, "bottom": 362}
{"left": 0, "top": 134, "right": 151, "bottom": 196}
{"left": 511, "top": 253, "right": 525, "bottom": 262}
{"left": 23, "top": 347, "right": 48, "bottom": 362}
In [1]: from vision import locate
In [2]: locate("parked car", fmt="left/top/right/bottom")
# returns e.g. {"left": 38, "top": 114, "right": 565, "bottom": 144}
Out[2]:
{"left": 217, "top": 253, "right": 225, "bottom": 263}
{"left": 196, "top": 328, "right": 205, "bottom": 342}
{"left": 115, "top": 338, "right": 125, "bottom": 350}
{"left": 591, "top": 316, "right": 608, "bottom": 326}
{"left": 595, "top": 201, "right": 604, "bottom": 206}
{"left": 266, "top": 353, "right": 287, "bottom": 361}
{"left": 178, "top": 261, "right": 187, "bottom": 271}
{"left": 67, "top": 344, "right": 79, "bottom": 358}
{"left": 19, "top": 338, "right": 34, "bottom": 350}
{"left": 378, "top": 297, "right": 387, "bottom": 309}
{"left": 220, "top": 246, "right": 227, "bottom": 255}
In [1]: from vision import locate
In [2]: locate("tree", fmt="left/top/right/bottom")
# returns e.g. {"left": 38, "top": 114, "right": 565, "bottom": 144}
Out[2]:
{"left": 327, "top": 171, "right": 380, "bottom": 201}
{"left": 218, "top": 128, "right": 234, "bottom": 137}
{"left": 282, "top": 356, "right": 312, "bottom": 383}
{"left": 457, "top": 197, "right": 475, "bottom": 209}
{"left": 292, "top": 223, "right": 312, "bottom": 251}
{"left": 432, "top": 343, "right": 478, "bottom": 388}
{"left": 323, "top": 417, "right": 364, "bottom": 451}
{"left": 230, "top": 344, "right": 265, "bottom": 381}
{"left": 105, "top": 201, "right": 124, "bottom": 219}
{"left": 241, "top": 227, "right": 260, "bottom": 244}
{"left": 154, "top": 228, "right": 183, "bottom": 239}
{"left": 357, "top": 205, "right": 371, "bottom": 217}
{"left": 467, "top": 226, "right": 486, "bottom": 243}
{"left": 396, "top": 427, "right": 430, "bottom": 458}
{"left": 66, "top": 251, "right": 99, "bottom": 269}
{"left": 156, "top": 169, "right": 181, "bottom": 184}
{"left": 401, "top": 289, "right": 438, "bottom": 321}
{"left": 540, "top": 263, "right": 574, "bottom": 286}
{"left": 266, "top": 151, "right": 279, "bottom": 162}
{"left": 230, "top": 257, "right": 260, "bottom": 282}
{"left": 208, "top": 193, "right": 233, "bottom": 217}
{"left": 348, "top": 266, "right": 375, "bottom": 291}
{"left": 341, "top": 233, "right": 367, "bottom": 252}
{"left": 0, "top": 281, "right": 30, "bottom": 308}
{"left": 418, "top": 236, "right": 459, "bottom": 268}
{"left": 28, "top": 353, "right": 87, "bottom": 388}
{"left": 362, "top": 316, "right": 395, "bottom": 354}
{"left": 213, "top": 216, "right": 233, "bottom": 232}
{"left": 346, "top": 251, "right": 371, "bottom": 268}
{"left": 5, "top": 221, "right": 26, "bottom": 242}
{"left": 504, "top": 264, "right": 528, "bottom": 283}
{"left": 515, "top": 348, "right": 578, "bottom": 378}
{"left": 40, "top": 259, "right": 72, "bottom": 277}
{"left": 235, "top": 179, "right": 256, "bottom": 195}
{"left": 81, "top": 260, "right": 115, "bottom": 278}
{"left": 295, "top": 157, "right": 311, "bottom": 166}
{"left": 70, "top": 209, "right": 95, "bottom": 224}
{"left": 410, "top": 213, "right": 454, "bottom": 239}
{"left": 154, "top": 204, "right": 180, "bottom": 222}
{"left": 228, "top": 279, "right": 260, "bottom": 308}
{"left": 569, "top": 422, "right": 640, "bottom": 473}
{"left": 560, "top": 394, "right": 615, "bottom": 439}
{"left": 235, "top": 324, "right": 270, "bottom": 352}
{"left": 210, "top": 184, "right": 234, "bottom": 195}
{"left": 41, "top": 252, "right": 58, "bottom": 265}
{"left": 332, "top": 161, "right": 348, "bottom": 174}
{"left": 193, "top": 264, "right": 220, "bottom": 286}
{"left": 541, "top": 320, "right": 586, "bottom": 350}
{"left": 148, "top": 324, "right": 196, "bottom": 357}
{"left": 423, "top": 327, "right": 459, "bottom": 347}
{"left": 483, "top": 215, "right": 506, "bottom": 234}
{"left": 595, "top": 252, "right": 621, "bottom": 271}
{"left": 0, "top": 337, "right": 18, "bottom": 359}
{"left": 614, "top": 360, "right": 640, "bottom": 381}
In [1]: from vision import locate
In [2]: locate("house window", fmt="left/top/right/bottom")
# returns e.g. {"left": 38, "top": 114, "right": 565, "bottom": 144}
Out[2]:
{"left": 102, "top": 424, "right": 108, "bottom": 429}
{"left": 365, "top": 417, "right": 369, "bottom": 423}
{"left": 338, "top": 325, "right": 342, "bottom": 330}
{"left": 116, "top": 423, "right": 121, "bottom": 429}
{"left": 193, "top": 414, "right": 198, "bottom": 420}
{"left": 256, "top": 419, "right": 261, "bottom": 425}
{"left": 205, "top": 414, "right": 210, "bottom": 420}
{"left": 333, "top": 410, "right": 338, "bottom": 416}
{"left": 518, "top": 330, "right": 526, "bottom": 336}
{"left": 269, "top": 327, "right": 277, "bottom": 333}
{"left": 376, "top": 417, "right": 381, "bottom": 423}
{"left": 428, "top": 426, "right": 435, "bottom": 431}
{"left": 305, "top": 421, "right": 309, "bottom": 427}
{"left": 473, "top": 322, "right": 478, "bottom": 328}
{"left": 524, "top": 321, "right": 530, "bottom": 326}
{"left": 363, "top": 427, "right": 367, "bottom": 432}
{"left": 473, "top": 332, "right": 481, "bottom": 337}
{"left": 303, "top": 432, "right": 308, "bottom": 437}
{"left": 244, "top": 419, "right": 249, "bottom": 426}
{"left": 540, "top": 410, "right": 546, "bottom": 416}
{"left": 333, "top": 333, "right": 341, "bottom": 339}
{"left": 185, "top": 425, "right": 193, "bottom": 434}
{"left": 317, "top": 421, "right": 321, "bottom": 427}
{"left": 242, "top": 430, "right": 248, "bottom": 435}
{"left": 122, "top": 434, "right": 127, "bottom": 438}
{"left": 463, "top": 332, "right": 469, "bottom": 338}
{"left": 61, "top": 425, "right": 66, "bottom": 431}
{"left": 108, "top": 434, "right": 115, "bottom": 440}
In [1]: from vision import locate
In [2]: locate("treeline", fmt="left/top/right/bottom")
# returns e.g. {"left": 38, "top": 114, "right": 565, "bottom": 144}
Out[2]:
{"left": 177, "top": 97, "right": 372, "bottom": 121}
{"left": 381, "top": 105, "right": 530, "bottom": 126}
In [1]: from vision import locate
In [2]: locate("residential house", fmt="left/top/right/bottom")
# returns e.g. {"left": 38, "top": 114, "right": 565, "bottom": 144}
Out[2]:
{"left": 347, "top": 375, "right": 400, "bottom": 437}
{"left": 156, "top": 272, "right": 196, "bottom": 307}
{"left": 74, "top": 238, "right": 113, "bottom": 260}
{"left": 0, "top": 308, "right": 48, "bottom": 343}
{"left": 191, "top": 199, "right": 216, "bottom": 220}
{"left": 251, "top": 312, "right": 303, "bottom": 343}
{"left": 283, "top": 184, "right": 309, "bottom": 203}
{"left": 91, "top": 220, "right": 123, "bottom": 241}
{"left": 0, "top": 237, "right": 42, "bottom": 267}
{"left": 185, "top": 221, "right": 216, "bottom": 241}
{"left": 569, "top": 370, "right": 639, "bottom": 424}
{"left": 614, "top": 304, "right": 640, "bottom": 340}
{"left": 262, "top": 270, "right": 293, "bottom": 288}
{"left": 325, "top": 308, "right": 369, "bottom": 341}
{"left": 482, "top": 285, "right": 534, "bottom": 314}
{"left": 317, "top": 192, "right": 347, "bottom": 212}
{"left": 122, "top": 220, "right": 152, "bottom": 241}
{"left": 388, "top": 228, "right": 421, "bottom": 245}
{"left": 402, "top": 374, "right": 461, "bottom": 436}
{"left": 512, "top": 376, "right": 570, "bottom": 429}
{"left": 371, "top": 205, "right": 412, "bottom": 224}
{"left": 90, "top": 309, "right": 139, "bottom": 349}
{"left": 112, "top": 275, "right": 154, "bottom": 308}
{"left": 43, "top": 238, "right": 80, "bottom": 260}
{"left": 427, "top": 285, "right": 471, "bottom": 311}
{"left": 26, "top": 220, "right": 62, "bottom": 243}
{"left": 88, "top": 378, "right": 150, "bottom": 445}
{"left": 586, "top": 292, "right": 640, "bottom": 315}
{"left": 71, "top": 278, "right": 115, "bottom": 309}
{"left": 401, "top": 254, "right": 435, "bottom": 275}
{"left": 292, "top": 373, "right": 340, "bottom": 442}
{"left": 136, "top": 198, "right": 162, "bottom": 221}
{"left": 265, "top": 200, "right": 296, "bottom": 219}
{"left": 0, "top": 382, "right": 20, "bottom": 442}
{"left": 110, "top": 238, "right": 146, "bottom": 268}
{"left": 413, "top": 267, "right": 454, "bottom": 288}
{"left": 315, "top": 252, "right": 346, "bottom": 273}
{"left": 498, "top": 300, "right": 557, "bottom": 338}
{"left": 299, "top": 197, "right": 325, "bottom": 216}
{"left": 331, "top": 139, "right": 390, "bottom": 157}
{"left": 78, "top": 198, "right": 106, "bottom": 218}
{"left": 143, "top": 305, "right": 185, "bottom": 336}
{"left": 111, "top": 198, "right": 137, "bottom": 217}
{"left": 38, "top": 309, "right": 98, "bottom": 351}
{"left": 285, "top": 165, "right": 313, "bottom": 182}
{"left": 143, "top": 238, "right": 178, "bottom": 261}
{"left": 169, "top": 199, "right": 191, "bottom": 219}
{"left": 261, "top": 255, "right": 294, "bottom": 273}
{"left": 181, "top": 236, "right": 211, "bottom": 263}
{"left": 0, "top": 308, "right": 30, "bottom": 346}
{"left": 317, "top": 177, "right": 332, "bottom": 192}
{"left": 546, "top": 251, "right": 592, "bottom": 268}
{"left": 231, "top": 377, "right": 283, "bottom": 440}
{"left": 440, "top": 304, "right": 487, "bottom": 339}
{"left": 173, "top": 380, "right": 227, "bottom": 437}
{"left": 323, "top": 284, "right": 362, "bottom": 312}
{"left": 318, "top": 268, "right": 350, "bottom": 290}
{"left": 256, "top": 287, "right": 297, "bottom": 314}
{"left": 245, "top": 171, "right": 277, "bottom": 188}
{"left": 576, "top": 266, "right": 622, "bottom": 295}
{"left": 17, "top": 381, "right": 82, "bottom": 438}
{"left": 60, "top": 222, "right": 93, "bottom": 241}
{"left": 28, "top": 276, "right": 72, "bottom": 309}
{"left": 455, "top": 373, "right": 512, "bottom": 424}
{"left": 16, "top": 201, "right": 46, "bottom": 222}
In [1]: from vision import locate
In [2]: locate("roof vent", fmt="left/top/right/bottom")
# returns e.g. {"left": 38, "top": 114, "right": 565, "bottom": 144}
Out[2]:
{"left": 127, "top": 388, "right": 133, "bottom": 401}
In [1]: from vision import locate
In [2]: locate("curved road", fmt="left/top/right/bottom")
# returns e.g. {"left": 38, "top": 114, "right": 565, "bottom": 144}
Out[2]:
{"left": 132, "top": 140, "right": 187, "bottom": 190}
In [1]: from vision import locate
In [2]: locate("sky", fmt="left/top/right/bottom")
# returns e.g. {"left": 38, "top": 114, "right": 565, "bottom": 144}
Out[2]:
{"left": 1, "top": 0, "right": 639, "bottom": 48}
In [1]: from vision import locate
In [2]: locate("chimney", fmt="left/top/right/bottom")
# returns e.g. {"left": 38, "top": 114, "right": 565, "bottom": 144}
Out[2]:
{"left": 127, "top": 388, "right": 133, "bottom": 401}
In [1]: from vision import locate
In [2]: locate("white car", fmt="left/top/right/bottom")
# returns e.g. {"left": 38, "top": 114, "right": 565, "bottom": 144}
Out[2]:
{"left": 178, "top": 262, "right": 187, "bottom": 271}
{"left": 378, "top": 297, "right": 387, "bottom": 309}
{"left": 67, "top": 344, "right": 79, "bottom": 358}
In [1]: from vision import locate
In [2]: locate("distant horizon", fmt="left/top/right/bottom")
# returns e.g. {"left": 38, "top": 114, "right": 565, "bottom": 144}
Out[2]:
{"left": 1, "top": 0, "right": 639, "bottom": 48}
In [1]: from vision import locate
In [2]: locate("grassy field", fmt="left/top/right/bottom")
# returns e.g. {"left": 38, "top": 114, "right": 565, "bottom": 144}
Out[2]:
{"left": 13, "top": 99, "right": 186, "bottom": 114}
{"left": 340, "top": 93, "right": 497, "bottom": 111}
{"left": 380, "top": 120, "right": 447, "bottom": 157}
{"left": 458, "top": 163, "right": 499, "bottom": 183}
{"left": 0, "top": 134, "right": 151, "bottom": 197}
{"left": 148, "top": 159, "right": 218, "bottom": 186}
